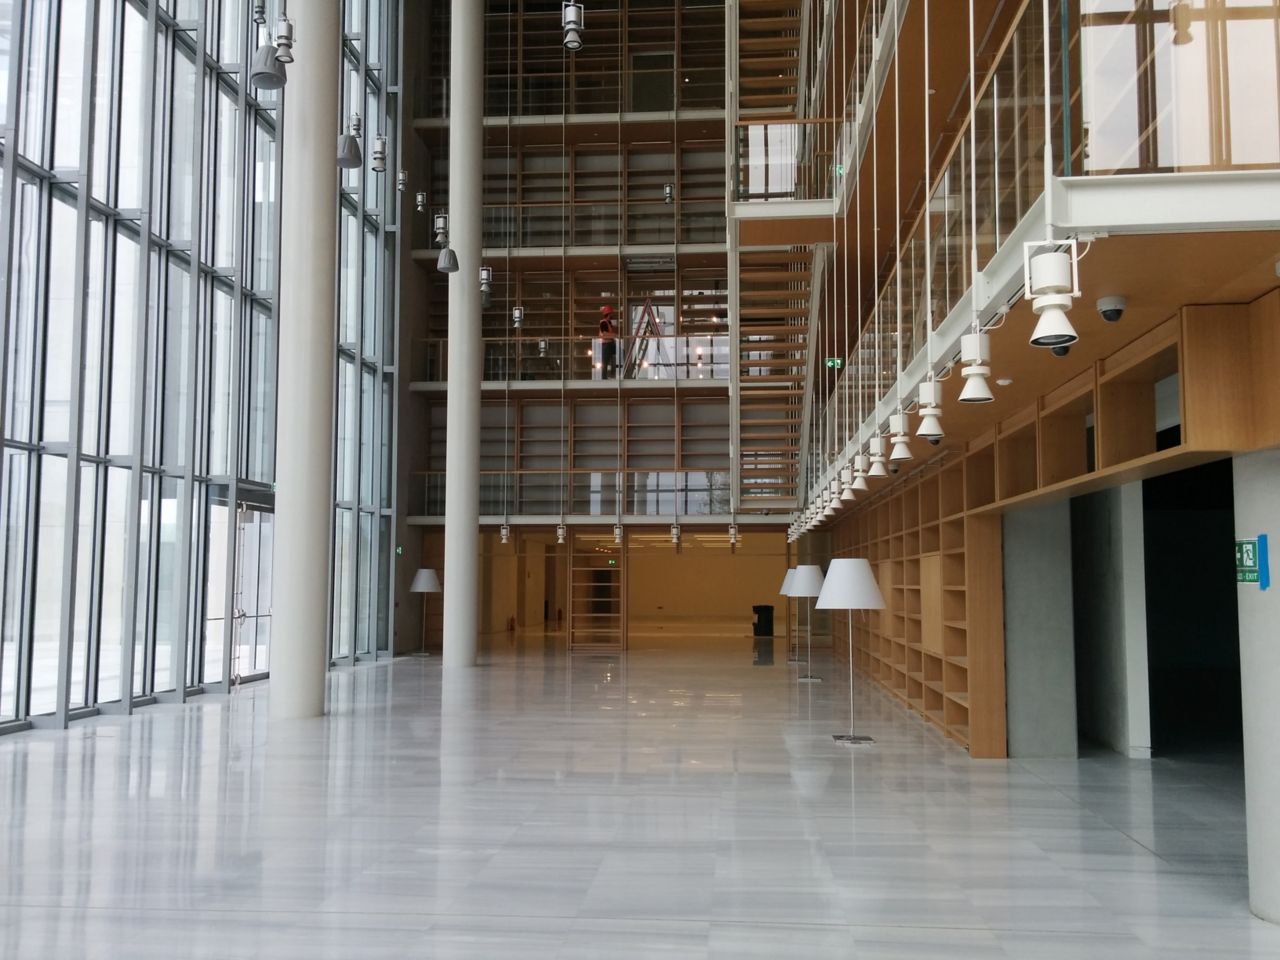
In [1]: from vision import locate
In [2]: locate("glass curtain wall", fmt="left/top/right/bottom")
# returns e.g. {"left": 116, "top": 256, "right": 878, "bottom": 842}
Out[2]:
{"left": 330, "top": 0, "right": 400, "bottom": 664}
{"left": 0, "top": 0, "right": 282, "bottom": 729}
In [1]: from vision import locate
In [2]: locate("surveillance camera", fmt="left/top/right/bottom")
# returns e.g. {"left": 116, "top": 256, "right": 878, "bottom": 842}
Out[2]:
{"left": 927, "top": 436, "right": 942, "bottom": 446}
{"left": 1051, "top": 344, "right": 1071, "bottom": 358}
{"left": 1097, "top": 295, "right": 1127, "bottom": 323}
{"left": 889, "top": 463, "right": 900, "bottom": 475}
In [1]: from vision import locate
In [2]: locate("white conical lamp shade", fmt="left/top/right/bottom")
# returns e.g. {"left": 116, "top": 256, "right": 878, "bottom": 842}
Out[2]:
{"left": 410, "top": 568, "right": 441, "bottom": 593}
{"left": 917, "top": 413, "right": 944, "bottom": 439}
{"left": 1030, "top": 306, "right": 1079, "bottom": 347}
{"left": 815, "top": 558, "right": 884, "bottom": 610}
{"left": 958, "top": 371, "right": 994, "bottom": 403}
{"left": 779, "top": 568, "right": 797, "bottom": 596}
{"left": 790, "top": 564, "right": 825, "bottom": 599}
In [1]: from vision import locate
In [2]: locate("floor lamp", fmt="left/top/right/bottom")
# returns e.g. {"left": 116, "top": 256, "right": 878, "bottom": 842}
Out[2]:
{"left": 816, "top": 558, "right": 885, "bottom": 744}
{"left": 779, "top": 568, "right": 800, "bottom": 664}
{"left": 410, "top": 568, "right": 441, "bottom": 653}
{"left": 791, "top": 564, "right": 825, "bottom": 683}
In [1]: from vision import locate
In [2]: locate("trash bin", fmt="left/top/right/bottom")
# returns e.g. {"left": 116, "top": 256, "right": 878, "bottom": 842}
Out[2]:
{"left": 752, "top": 604, "right": 774, "bottom": 638}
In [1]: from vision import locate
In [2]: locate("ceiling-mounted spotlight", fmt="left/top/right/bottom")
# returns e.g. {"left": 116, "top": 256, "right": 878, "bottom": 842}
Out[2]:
{"left": 252, "top": 0, "right": 266, "bottom": 25}
{"left": 398, "top": 170, "right": 408, "bottom": 193}
{"left": 1026, "top": 247, "right": 1080, "bottom": 349}
{"left": 868, "top": 437, "right": 889, "bottom": 478}
{"left": 562, "top": 2, "right": 584, "bottom": 51}
{"left": 250, "top": 36, "right": 287, "bottom": 89}
{"left": 613, "top": 524, "right": 623, "bottom": 545}
{"left": 958, "top": 331, "right": 995, "bottom": 403}
{"left": 664, "top": 183, "right": 674, "bottom": 205}
{"left": 889, "top": 413, "right": 913, "bottom": 463}
{"left": 415, "top": 191, "right": 427, "bottom": 214}
{"left": 556, "top": 523, "right": 567, "bottom": 545}
{"left": 371, "top": 136, "right": 388, "bottom": 173}
{"left": 916, "top": 380, "right": 945, "bottom": 445}
{"left": 670, "top": 523, "right": 681, "bottom": 545}
{"left": 1170, "top": 0, "right": 1193, "bottom": 45}
{"left": 512, "top": 305, "right": 524, "bottom": 329}
{"left": 274, "top": 16, "right": 295, "bottom": 62}
{"left": 336, "top": 114, "right": 363, "bottom": 169}
{"left": 500, "top": 524, "right": 511, "bottom": 545}
{"left": 479, "top": 265, "right": 493, "bottom": 308}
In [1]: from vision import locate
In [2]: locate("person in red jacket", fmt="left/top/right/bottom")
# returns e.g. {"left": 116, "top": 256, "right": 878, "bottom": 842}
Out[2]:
{"left": 599, "top": 304, "right": 619, "bottom": 379}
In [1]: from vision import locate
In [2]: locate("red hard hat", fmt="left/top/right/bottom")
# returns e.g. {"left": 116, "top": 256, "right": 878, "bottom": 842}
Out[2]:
{"left": 600, "top": 305, "right": 614, "bottom": 317}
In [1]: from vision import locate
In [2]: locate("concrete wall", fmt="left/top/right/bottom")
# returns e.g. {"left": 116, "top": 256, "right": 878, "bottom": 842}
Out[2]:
{"left": 1003, "top": 501, "right": 1078, "bottom": 758}
{"left": 1233, "top": 448, "right": 1280, "bottom": 922}
{"left": 1069, "top": 485, "right": 1152, "bottom": 758}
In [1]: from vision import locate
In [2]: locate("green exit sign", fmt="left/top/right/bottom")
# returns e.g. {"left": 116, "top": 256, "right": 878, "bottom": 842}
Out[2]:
{"left": 825, "top": 357, "right": 843, "bottom": 369}
{"left": 1237, "top": 536, "right": 1270, "bottom": 589}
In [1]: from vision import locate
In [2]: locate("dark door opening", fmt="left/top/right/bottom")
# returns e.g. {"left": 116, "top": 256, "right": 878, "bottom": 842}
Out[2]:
{"left": 1143, "top": 459, "right": 1242, "bottom": 754}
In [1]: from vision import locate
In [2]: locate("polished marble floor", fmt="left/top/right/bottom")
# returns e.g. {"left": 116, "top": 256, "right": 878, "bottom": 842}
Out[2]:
{"left": 1, "top": 635, "right": 1277, "bottom": 959}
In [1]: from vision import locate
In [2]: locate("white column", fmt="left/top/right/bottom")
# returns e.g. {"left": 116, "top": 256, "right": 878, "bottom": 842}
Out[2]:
{"left": 271, "top": 2, "right": 341, "bottom": 720}
{"left": 1116, "top": 482, "right": 1152, "bottom": 759}
{"left": 1234, "top": 448, "right": 1280, "bottom": 922}
{"left": 442, "top": 0, "right": 483, "bottom": 667}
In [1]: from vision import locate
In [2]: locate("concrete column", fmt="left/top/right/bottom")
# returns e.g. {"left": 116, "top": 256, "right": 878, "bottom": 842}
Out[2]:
{"left": 1234, "top": 448, "right": 1280, "bottom": 922}
{"left": 1003, "top": 501, "right": 1077, "bottom": 758}
{"left": 441, "top": 0, "right": 483, "bottom": 667}
{"left": 271, "top": 1, "right": 341, "bottom": 721}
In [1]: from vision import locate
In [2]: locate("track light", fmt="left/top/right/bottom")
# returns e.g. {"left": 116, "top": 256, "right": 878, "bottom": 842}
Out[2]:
{"left": 556, "top": 523, "right": 567, "bottom": 545}
{"left": 958, "top": 332, "right": 994, "bottom": 403}
{"left": 868, "top": 437, "right": 889, "bottom": 478}
{"left": 562, "top": 2, "right": 584, "bottom": 51}
{"left": 1170, "top": 0, "right": 1193, "bottom": 45}
{"left": 500, "top": 524, "right": 511, "bottom": 545}
{"left": 512, "top": 305, "right": 524, "bottom": 329}
{"left": 613, "top": 524, "right": 623, "bottom": 545}
{"left": 916, "top": 380, "right": 944, "bottom": 443}
{"left": 253, "top": 0, "right": 266, "bottom": 25}
{"left": 889, "top": 413, "right": 913, "bottom": 463}
{"left": 250, "top": 38, "right": 287, "bottom": 90}
{"left": 274, "top": 16, "right": 295, "bottom": 63}
{"left": 416, "top": 191, "right": 427, "bottom": 214}
{"left": 336, "top": 114, "right": 363, "bottom": 169}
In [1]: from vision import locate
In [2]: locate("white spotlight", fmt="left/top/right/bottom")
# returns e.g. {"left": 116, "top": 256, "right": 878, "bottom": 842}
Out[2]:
{"left": 868, "top": 437, "right": 889, "bottom": 478}
{"left": 670, "top": 523, "right": 681, "bottom": 545}
{"left": 274, "top": 16, "right": 295, "bottom": 63}
{"left": 840, "top": 466, "right": 857, "bottom": 502}
{"left": 613, "top": 524, "right": 623, "bottom": 545}
{"left": 556, "top": 523, "right": 567, "bottom": 545}
{"left": 852, "top": 454, "right": 870, "bottom": 492}
{"left": 512, "top": 305, "right": 524, "bottom": 329}
{"left": 371, "top": 135, "right": 387, "bottom": 173}
{"left": 728, "top": 524, "right": 739, "bottom": 545}
{"left": 1026, "top": 248, "right": 1081, "bottom": 349}
{"left": 562, "top": 2, "right": 584, "bottom": 51}
{"left": 916, "top": 380, "right": 944, "bottom": 443}
{"left": 958, "top": 332, "right": 994, "bottom": 404}
{"left": 889, "top": 413, "right": 913, "bottom": 463}
{"left": 499, "top": 524, "right": 511, "bottom": 545}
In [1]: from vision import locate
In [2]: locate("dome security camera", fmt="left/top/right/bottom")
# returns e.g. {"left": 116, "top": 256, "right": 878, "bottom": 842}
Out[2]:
{"left": 889, "top": 463, "right": 901, "bottom": 475}
{"left": 1051, "top": 344, "right": 1071, "bottom": 358}
{"left": 1097, "top": 296, "right": 1127, "bottom": 323}
{"left": 927, "top": 436, "right": 942, "bottom": 446}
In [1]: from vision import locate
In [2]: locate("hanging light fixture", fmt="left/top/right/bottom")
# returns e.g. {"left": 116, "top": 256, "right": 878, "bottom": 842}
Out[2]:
{"left": 512, "top": 305, "right": 524, "bottom": 329}
{"left": 1170, "top": 0, "right": 1193, "bottom": 45}
{"left": 852, "top": 454, "right": 870, "bottom": 492}
{"left": 371, "top": 135, "right": 388, "bottom": 174}
{"left": 252, "top": 0, "right": 266, "bottom": 25}
{"left": 728, "top": 523, "right": 739, "bottom": 546}
{"left": 562, "top": 2, "right": 584, "bottom": 51}
{"left": 336, "top": 114, "right": 363, "bottom": 169}
{"left": 613, "top": 523, "right": 623, "bottom": 545}
{"left": 398, "top": 170, "right": 409, "bottom": 193}
{"left": 479, "top": 265, "right": 494, "bottom": 309}
{"left": 500, "top": 524, "right": 511, "bottom": 545}
{"left": 250, "top": 33, "right": 288, "bottom": 89}
{"left": 916, "top": 380, "right": 944, "bottom": 443}
{"left": 556, "top": 523, "right": 567, "bottom": 545}
{"left": 889, "top": 412, "right": 913, "bottom": 463}
{"left": 274, "top": 15, "right": 295, "bottom": 63}
{"left": 958, "top": 332, "right": 994, "bottom": 403}
{"left": 415, "top": 191, "right": 428, "bottom": 214}
{"left": 664, "top": 183, "right": 674, "bottom": 204}
{"left": 840, "top": 466, "right": 856, "bottom": 502}
{"left": 670, "top": 523, "right": 681, "bottom": 545}
{"left": 434, "top": 211, "right": 459, "bottom": 273}
{"left": 1026, "top": 248, "right": 1080, "bottom": 351}
{"left": 868, "top": 437, "right": 889, "bottom": 478}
